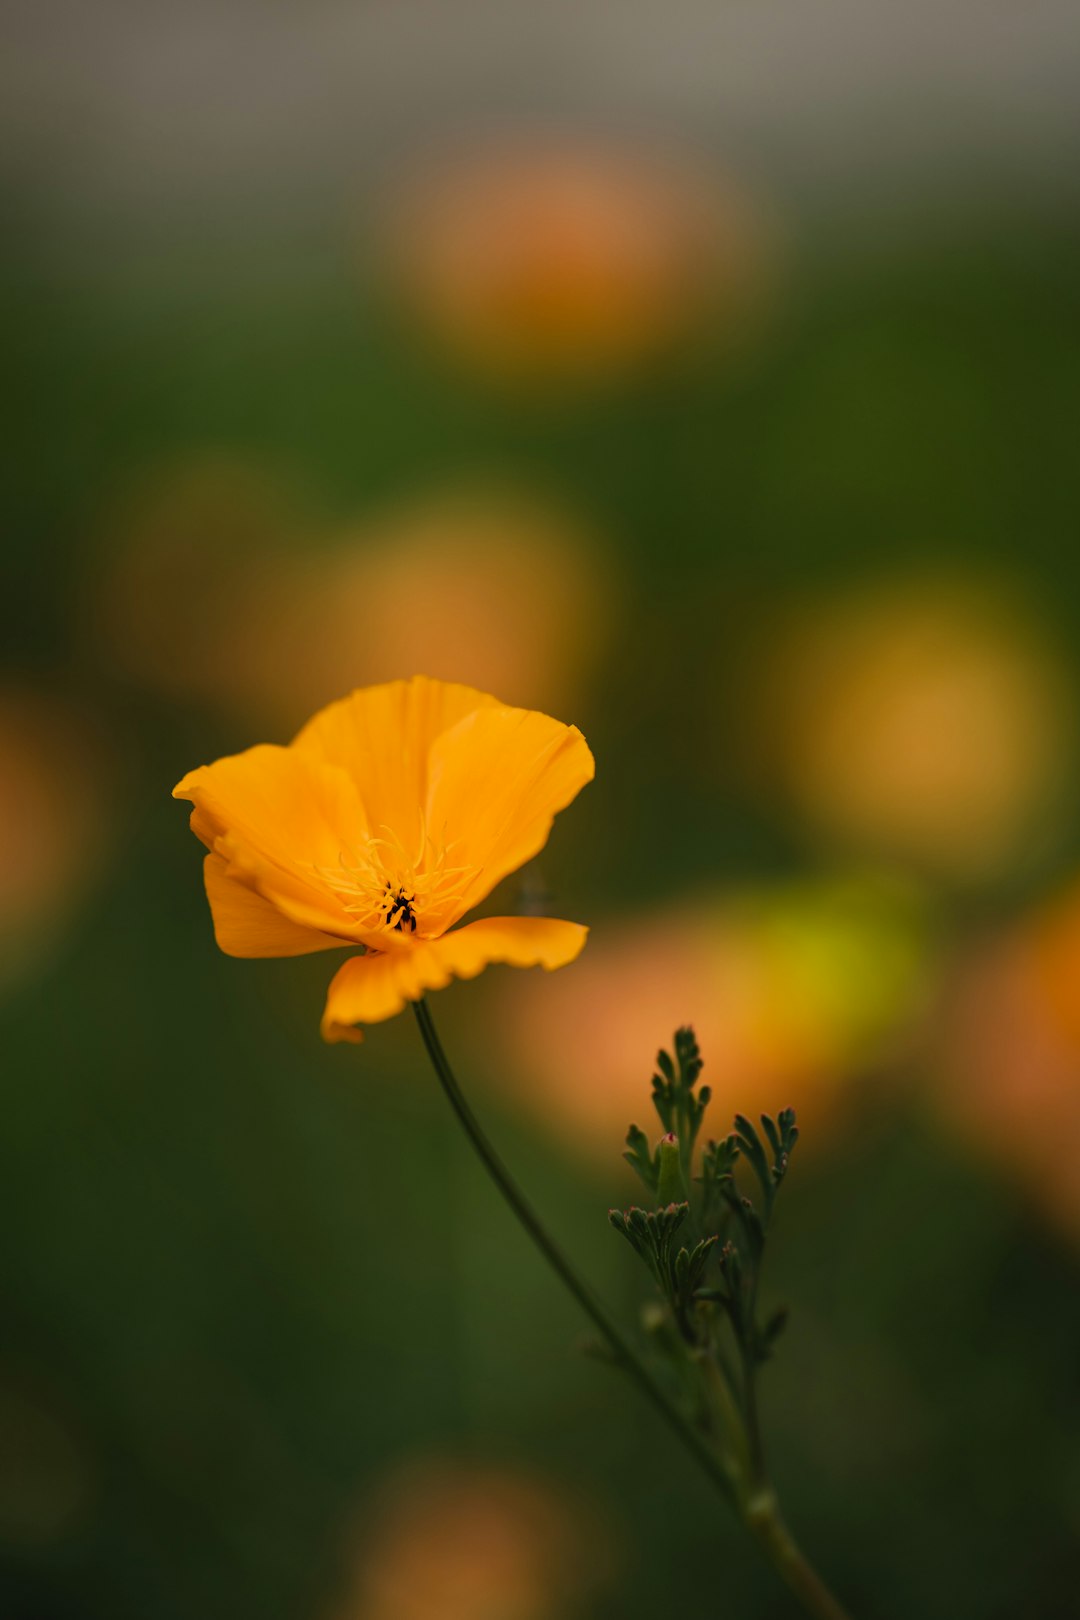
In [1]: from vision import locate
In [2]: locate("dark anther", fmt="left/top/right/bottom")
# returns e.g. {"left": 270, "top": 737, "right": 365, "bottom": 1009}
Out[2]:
{"left": 385, "top": 888, "right": 418, "bottom": 933}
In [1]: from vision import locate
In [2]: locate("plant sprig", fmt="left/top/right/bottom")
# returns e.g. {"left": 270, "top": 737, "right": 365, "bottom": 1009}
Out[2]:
{"left": 610, "top": 1029, "right": 801, "bottom": 1489}
{"left": 412, "top": 999, "right": 851, "bottom": 1620}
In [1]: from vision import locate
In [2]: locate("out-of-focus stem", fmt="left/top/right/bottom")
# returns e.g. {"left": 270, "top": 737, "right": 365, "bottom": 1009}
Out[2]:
{"left": 744, "top": 1491, "right": 854, "bottom": 1620}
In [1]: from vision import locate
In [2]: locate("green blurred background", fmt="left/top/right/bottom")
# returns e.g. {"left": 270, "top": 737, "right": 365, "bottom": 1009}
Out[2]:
{"left": 3, "top": 5, "right": 1080, "bottom": 1617}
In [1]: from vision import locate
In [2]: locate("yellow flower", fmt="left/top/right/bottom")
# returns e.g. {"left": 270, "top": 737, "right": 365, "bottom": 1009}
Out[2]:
{"left": 173, "top": 676, "right": 593, "bottom": 1042}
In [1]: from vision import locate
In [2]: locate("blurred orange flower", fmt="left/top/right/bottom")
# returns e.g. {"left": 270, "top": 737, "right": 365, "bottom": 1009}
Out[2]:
{"left": 328, "top": 1455, "right": 612, "bottom": 1620}
{"left": 494, "top": 877, "right": 933, "bottom": 1161}
{"left": 379, "top": 139, "right": 774, "bottom": 386}
{"left": 0, "top": 687, "right": 113, "bottom": 991}
{"left": 938, "top": 876, "right": 1080, "bottom": 1238}
{"left": 174, "top": 677, "right": 592, "bottom": 1041}
{"left": 249, "top": 492, "right": 617, "bottom": 732}
{"left": 96, "top": 471, "right": 613, "bottom": 733}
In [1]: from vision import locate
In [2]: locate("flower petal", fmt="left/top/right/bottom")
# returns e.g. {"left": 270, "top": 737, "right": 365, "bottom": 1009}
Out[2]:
{"left": 174, "top": 744, "right": 369, "bottom": 941}
{"left": 321, "top": 915, "right": 588, "bottom": 1042}
{"left": 203, "top": 852, "right": 345, "bottom": 958}
{"left": 425, "top": 706, "right": 594, "bottom": 924}
{"left": 291, "top": 676, "right": 499, "bottom": 855}
{"left": 174, "top": 743, "right": 362, "bottom": 865}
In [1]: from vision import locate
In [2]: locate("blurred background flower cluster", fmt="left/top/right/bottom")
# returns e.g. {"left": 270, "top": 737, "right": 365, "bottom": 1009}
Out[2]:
{"left": 3, "top": 3, "right": 1080, "bottom": 1617}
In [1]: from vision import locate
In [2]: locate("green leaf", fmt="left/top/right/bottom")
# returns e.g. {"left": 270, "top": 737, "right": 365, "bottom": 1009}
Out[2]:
{"left": 733, "top": 1114, "right": 772, "bottom": 1203}
{"left": 623, "top": 1122, "right": 660, "bottom": 1193}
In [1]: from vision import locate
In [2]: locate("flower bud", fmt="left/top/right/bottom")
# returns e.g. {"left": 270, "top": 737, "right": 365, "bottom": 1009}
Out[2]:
{"left": 656, "top": 1132, "right": 689, "bottom": 1205}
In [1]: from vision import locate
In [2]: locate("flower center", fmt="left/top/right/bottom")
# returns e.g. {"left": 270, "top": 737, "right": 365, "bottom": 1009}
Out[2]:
{"left": 316, "top": 822, "right": 472, "bottom": 941}
{"left": 382, "top": 885, "right": 417, "bottom": 934}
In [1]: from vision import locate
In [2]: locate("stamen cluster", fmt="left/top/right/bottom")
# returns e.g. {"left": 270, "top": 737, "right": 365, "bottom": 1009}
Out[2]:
{"left": 317, "top": 822, "right": 472, "bottom": 940}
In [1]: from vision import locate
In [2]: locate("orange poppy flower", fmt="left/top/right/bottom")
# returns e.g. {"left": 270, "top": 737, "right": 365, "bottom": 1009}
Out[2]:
{"left": 173, "top": 677, "right": 593, "bottom": 1042}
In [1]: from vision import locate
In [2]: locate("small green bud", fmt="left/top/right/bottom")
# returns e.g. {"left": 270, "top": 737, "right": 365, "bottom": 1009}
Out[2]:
{"left": 657, "top": 1132, "right": 689, "bottom": 1205}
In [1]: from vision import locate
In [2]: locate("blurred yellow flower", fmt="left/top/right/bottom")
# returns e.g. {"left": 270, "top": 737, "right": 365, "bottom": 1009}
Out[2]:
{"left": 746, "top": 576, "right": 1073, "bottom": 883}
{"left": 174, "top": 677, "right": 592, "bottom": 1041}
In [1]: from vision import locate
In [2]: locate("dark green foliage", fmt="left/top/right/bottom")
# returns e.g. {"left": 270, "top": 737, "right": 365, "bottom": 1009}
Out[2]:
{"left": 609, "top": 1201, "right": 690, "bottom": 1289}
{"left": 699, "top": 1132, "right": 741, "bottom": 1227}
{"left": 642, "top": 1027, "right": 712, "bottom": 1192}
{"left": 614, "top": 1027, "right": 798, "bottom": 1342}
{"left": 609, "top": 1203, "right": 718, "bottom": 1335}
{"left": 623, "top": 1121, "right": 660, "bottom": 1193}
{"left": 610, "top": 1028, "right": 806, "bottom": 1500}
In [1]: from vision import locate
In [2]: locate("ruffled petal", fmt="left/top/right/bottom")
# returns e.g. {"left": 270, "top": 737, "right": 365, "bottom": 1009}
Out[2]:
{"left": 174, "top": 744, "right": 369, "bottom": 941}
{"left": 424, "top": 706, "right": 594, "bottom": 925}
{"left": 291, "top": 676, "right": 499, "bottom": 856}
{"left": 321, "top": 915, "right": 588, "bottom": 1042}
{"left": 203, "top": 853, "right": 344, "bottom": 958}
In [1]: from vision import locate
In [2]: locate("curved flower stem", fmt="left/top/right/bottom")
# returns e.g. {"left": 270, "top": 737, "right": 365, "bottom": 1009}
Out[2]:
{"left": 412, "top": 999, "right": 733, "bottom": 1498}
{"left": 411, "top": 996, "right": 853, "bottom": 1620}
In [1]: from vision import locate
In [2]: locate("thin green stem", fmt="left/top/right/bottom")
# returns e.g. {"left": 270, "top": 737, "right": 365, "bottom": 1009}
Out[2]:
{"left": 411, "top": 997, "right": 734, "bottom": 1502}
{"left": 745, "top": 1493, "right": 854, "bottom": 1620}
{"left": 741, "top": 1271, "right": 767, "bottom": 1490}
{"left": 410, "top": 996, "right": 854, "bottom": 1620}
